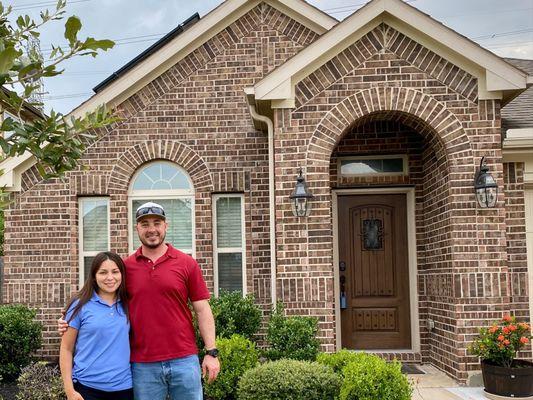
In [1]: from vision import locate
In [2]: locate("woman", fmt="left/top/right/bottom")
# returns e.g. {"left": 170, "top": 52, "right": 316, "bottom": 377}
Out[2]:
{"left": 60, "top": 252, "right": 133, "bottom": 400}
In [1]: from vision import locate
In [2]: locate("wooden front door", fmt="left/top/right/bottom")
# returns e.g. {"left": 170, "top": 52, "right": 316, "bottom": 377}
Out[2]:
{"left": 338, "top": 194, "right": 411, "bottom": 350}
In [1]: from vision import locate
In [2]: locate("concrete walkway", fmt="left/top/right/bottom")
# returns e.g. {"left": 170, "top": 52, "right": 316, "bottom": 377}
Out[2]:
{"left": 409, "top": 365, "right": 488, "bottom": 400}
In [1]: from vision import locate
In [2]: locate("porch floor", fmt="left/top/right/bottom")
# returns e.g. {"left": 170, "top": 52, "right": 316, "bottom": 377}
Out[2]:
{"left": 409, "top": 364, "right": 487, "bottom": 400}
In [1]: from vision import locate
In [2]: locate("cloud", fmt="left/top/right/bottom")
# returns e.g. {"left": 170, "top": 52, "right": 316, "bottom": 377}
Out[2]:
{"left": 134, "top": 8, "right": 167, "bottom": 30}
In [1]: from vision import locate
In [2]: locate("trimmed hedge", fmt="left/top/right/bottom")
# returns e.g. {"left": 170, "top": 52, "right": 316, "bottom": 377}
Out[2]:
{"left": 203, "top": 335, "right": 258, "bottom": 400}
{"left": 210, "top": 291, "right": 262, "bottom": 341}
{"left": 317, "top": 349, "right": 368, "bottom": 374}
{"left": 265, "top": 304, "right": 320, "bottom": 361}
{"left": 339, "top": 354, "right": 412, "bottom": 400}
{"left": 237, "top": 359, "right": 340, "bottom": 400}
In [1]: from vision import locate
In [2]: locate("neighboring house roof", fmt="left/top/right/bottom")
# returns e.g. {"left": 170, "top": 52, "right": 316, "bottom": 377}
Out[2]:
{"left": 251, "top": 0, "right": 531, "bottom": 108}
{"left": 93, "top": 13, "right": 201, "bottom": 93}
{"left": 502, "top": 58, "right": 533, "bottom": 131}
{"left": 70, "top": 0, "right": 337, "bottom": 119}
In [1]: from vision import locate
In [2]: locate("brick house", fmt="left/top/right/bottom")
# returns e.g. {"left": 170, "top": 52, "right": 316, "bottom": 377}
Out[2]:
{"left": 1, "top": 0, "right": 532, "bottom": 382}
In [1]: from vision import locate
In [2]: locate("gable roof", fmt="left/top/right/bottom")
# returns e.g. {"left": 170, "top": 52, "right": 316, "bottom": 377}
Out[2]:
{"left": 0, "top": 0, "right": 337, "bottom": 191}
{"left": 251, "top": 0, "right": 531, "bottom": 108}
{"left": 70, "top": 0, "right": 336, "bottom": 119}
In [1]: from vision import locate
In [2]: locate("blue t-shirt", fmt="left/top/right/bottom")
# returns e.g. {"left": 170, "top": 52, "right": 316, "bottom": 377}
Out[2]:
{"left": 66, "top": 292, "right": 132, "bottom": 391}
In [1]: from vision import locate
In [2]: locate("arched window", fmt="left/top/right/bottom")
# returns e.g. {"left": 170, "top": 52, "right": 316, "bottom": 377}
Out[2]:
{"left": 129, "top": 161, "right": 195, "bottom": 254}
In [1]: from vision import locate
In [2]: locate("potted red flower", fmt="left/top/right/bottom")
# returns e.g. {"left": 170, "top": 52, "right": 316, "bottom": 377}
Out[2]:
{"left": 469, "top": 315, "right": 533, "bottom": 398}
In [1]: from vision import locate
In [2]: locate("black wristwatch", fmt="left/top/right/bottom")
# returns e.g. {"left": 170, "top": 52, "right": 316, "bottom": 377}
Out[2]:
{"left": 205, "top": 348, "right": 219, "bottom": 358}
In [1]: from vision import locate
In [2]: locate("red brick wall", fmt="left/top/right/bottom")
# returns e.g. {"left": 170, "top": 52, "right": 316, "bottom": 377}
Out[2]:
{"left": 273, "top": 23, "right": 509, "bottom": 380}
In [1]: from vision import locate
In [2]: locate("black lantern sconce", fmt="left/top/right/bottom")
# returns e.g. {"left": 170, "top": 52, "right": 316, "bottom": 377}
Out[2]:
{"left": 290, "top": 168, "right": 314, "bottom": 217}
{"left": 474, "top": 157, "right": 498, "bottom": 208}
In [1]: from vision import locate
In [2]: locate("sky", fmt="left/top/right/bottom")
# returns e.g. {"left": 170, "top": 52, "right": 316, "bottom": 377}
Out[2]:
{"left": 5, "top": 0, "right": 533, "bottom": 114}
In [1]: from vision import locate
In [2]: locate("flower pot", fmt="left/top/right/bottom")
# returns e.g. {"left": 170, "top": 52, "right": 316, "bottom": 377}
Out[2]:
{"left": 481, "top": 359, "right": 533, "bottom": 398}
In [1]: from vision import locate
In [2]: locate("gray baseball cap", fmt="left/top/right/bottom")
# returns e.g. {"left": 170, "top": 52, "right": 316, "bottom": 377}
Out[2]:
{"left": 135, "top": 202, "right": 166, "bottom": 222}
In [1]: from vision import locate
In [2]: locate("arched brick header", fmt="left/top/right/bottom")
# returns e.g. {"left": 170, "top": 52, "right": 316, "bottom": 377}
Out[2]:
{"left": 306, "top": 87, "right": 473, "bottom": 167}
{"left": 108, "top": 140, "right": 214, "bottom": 193}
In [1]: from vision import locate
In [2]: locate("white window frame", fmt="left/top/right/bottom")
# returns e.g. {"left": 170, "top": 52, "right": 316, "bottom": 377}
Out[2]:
{"left": 338, "top": 154, "right": 409, "bottom": 177}
{"left": 212, "top": 193, "right": 246, "bottom": 297}
{"left": 78, "top": 197, "right": 110, "bottom": 288}
{"left": 128, "top": 161, "right": 196, "bottom": 256}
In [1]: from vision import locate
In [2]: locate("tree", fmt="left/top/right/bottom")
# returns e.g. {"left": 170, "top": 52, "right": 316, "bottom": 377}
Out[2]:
{"left": 0, "top": 0, "right": 117, "bottom": 179}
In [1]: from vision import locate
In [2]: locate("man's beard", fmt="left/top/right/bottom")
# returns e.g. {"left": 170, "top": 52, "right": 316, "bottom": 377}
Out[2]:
{"left": 139, "top": 233, "right": 166, "bottom": 249}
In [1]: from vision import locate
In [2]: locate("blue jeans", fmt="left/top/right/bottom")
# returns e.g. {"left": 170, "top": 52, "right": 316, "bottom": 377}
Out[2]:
{"left": 132, "top": 355, "right": 203, "bottom": 400}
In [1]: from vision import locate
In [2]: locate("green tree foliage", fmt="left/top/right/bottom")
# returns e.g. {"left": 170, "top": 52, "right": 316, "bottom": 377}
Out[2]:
{"left": 0, "top": 304, "right": 42, "bottom": 382}
{"left": 0, "top": 0, "right": 117, "bottom": 180}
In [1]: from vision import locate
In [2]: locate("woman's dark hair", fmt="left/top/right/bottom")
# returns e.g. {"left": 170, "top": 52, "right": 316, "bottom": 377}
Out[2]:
{"left": 65, "top": 252, "right": 128, "bottom": 323}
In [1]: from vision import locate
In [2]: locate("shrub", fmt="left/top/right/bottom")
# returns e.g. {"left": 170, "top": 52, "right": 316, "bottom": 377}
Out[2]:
{"left": 317, "top": 349, "right": 369, "bottom": 374}
{"left": 204, "top": 334, "right": 258, "bottom": 400}
{"left": 16, "top": 362, "right": 65, "bottom": 400}
{"left": 0, "top": 304, "right": 42, "bottom": 382}
{"left": 210, "top": 291, "right": 262, "bottom": 341}
{"left": 265, "top": 304, "right": 320, "bottom": 361}
{"left": 339, "top": 354, "right": 412, "bottom": 400}
{"left": 237, "top": 359, "right": 340, "bottom": 400}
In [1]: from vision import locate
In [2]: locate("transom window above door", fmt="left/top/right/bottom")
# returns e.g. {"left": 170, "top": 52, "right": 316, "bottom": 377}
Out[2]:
{"left": 129, "top": 161, "right": 195, "bottom": 255}
{"left": 339, "top": 155, "right": 408, "bottom": 177}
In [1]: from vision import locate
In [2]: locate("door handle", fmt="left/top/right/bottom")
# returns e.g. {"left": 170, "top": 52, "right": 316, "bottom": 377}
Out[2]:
{"left": 340, "top": 275, "right": 347, "bottom": 309}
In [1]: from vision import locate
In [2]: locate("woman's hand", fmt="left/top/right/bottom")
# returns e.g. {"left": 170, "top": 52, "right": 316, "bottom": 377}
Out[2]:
{"left": 67, "top": 390, "right": 84, "bottom": 400}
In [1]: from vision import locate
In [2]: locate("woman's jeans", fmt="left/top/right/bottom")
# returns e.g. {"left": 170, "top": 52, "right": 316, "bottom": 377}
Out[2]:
{"left": 132, "top": 354, "right": 203, "bottom": 400}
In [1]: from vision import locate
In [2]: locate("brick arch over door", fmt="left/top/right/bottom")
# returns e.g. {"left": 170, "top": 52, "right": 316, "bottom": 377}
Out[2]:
{"left": 106, "top": 140, "right": 214, "bottom": 284}
{"left": 306, "top": 86, "right": 473, "bottom": 170}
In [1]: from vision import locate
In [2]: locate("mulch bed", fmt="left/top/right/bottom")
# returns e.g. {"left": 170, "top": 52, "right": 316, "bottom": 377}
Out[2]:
{"left": 0, "top": 383, "right": 18, "bottom": 400}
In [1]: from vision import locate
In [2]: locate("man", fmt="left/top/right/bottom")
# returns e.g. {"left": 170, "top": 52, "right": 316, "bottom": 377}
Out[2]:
{"left": 60, "top": 202, "right": 220, "bottom": 400}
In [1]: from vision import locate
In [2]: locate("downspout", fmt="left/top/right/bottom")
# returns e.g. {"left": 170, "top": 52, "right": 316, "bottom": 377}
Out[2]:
{"left": 247, "top": 103, "right": 277, "bottom": 306}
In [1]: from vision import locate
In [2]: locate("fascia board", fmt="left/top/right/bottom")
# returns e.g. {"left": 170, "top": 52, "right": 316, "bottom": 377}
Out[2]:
{"left": 503, "top": 129, "right": 533, "bottom": 152}
{"left": 255, "top": 0, "right": 386, "bottom": 100}
{"left": 265, "top": 0, "right": 338, "bottom": 33}
{"left": 0, "top": 151, "right": 34, "bottom": 191}
{"left": 486, "top": 70, "right": 522, "bottom": 91}
{"left": 71, "top": 0, "right": 262, "bottom": 118}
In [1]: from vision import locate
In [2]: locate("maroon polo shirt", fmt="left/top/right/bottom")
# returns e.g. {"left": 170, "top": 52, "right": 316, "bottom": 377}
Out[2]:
{"left": 124, "top": 244, "right": 210, "bottom": 362}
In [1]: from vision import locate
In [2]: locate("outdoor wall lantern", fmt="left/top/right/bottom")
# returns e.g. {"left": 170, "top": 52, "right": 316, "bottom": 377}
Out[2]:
{"left": 290, "top": 168, "right": 314, "bottom": 217}
{"left": 474, "top": 156, "right": 498, "bottom": 208}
